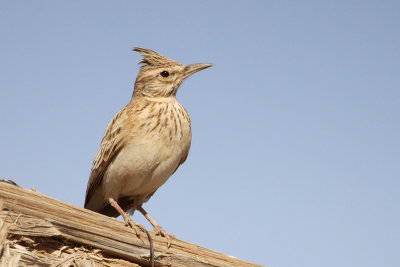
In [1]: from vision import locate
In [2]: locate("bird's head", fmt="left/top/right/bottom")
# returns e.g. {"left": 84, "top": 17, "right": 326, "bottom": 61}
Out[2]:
{"left": 132, "top": 47, "right": 212, "bottom": 98}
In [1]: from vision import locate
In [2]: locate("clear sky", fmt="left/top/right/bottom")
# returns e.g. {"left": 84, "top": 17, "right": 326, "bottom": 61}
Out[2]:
{"left": 1, "top": 1, "right": 399, "bottom": 266}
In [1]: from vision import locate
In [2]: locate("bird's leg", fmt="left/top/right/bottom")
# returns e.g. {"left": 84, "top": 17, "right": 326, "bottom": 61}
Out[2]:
{"left": 137, "top": 206, "right": 172, "bottom": 248}
{"left": 109, "top": 198, "right": 145, "bottom": 237}
{"left": 109, "top": 199, "right": 155, "bottom": 267}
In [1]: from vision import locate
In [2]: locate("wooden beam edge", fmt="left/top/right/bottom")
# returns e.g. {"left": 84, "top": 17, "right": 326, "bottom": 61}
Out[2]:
{"left": 0, "top": 181, "right": 263, "bottom": 267}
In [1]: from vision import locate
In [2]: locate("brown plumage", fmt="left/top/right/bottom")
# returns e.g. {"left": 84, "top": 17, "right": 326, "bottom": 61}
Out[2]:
{"left": 84, "top": 47, "right": 212, "bottom": 247}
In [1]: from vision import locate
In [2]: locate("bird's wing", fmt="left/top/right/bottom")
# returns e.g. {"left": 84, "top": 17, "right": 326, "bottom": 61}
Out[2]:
{"left": 84, "top": 107, "right": 128, "bottom": 208}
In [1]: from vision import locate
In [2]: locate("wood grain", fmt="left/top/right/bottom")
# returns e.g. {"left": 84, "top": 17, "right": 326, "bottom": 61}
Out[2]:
{"left": 0, "top": 181, "right": 263, "bottom": 267}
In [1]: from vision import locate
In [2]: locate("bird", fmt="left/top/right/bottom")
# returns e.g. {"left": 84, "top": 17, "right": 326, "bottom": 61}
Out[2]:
{"left": 84, "top": 47, "right": 212, "bottom": 247}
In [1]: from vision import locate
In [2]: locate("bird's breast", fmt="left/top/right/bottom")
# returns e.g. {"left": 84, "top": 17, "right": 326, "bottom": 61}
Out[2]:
{"left": 102, "top": 100, "right": 191, "bottom": 199}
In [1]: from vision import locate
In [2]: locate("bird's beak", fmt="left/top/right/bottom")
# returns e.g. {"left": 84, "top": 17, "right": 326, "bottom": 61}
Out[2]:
{"left": 183, "top": 63, "right": 213, "bottom": 79}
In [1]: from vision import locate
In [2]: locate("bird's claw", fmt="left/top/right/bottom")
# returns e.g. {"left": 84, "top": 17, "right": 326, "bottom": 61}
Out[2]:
{"left": 154, "top": 225, "right": 173, "bottom": 248}
{"left": 124, "top": 218, "right": 146, "bottom": 237}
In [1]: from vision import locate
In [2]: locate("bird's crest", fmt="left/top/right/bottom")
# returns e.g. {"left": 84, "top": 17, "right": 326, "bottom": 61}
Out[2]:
{"left": 133, "top": 47, "right": 180, "bottom": 68}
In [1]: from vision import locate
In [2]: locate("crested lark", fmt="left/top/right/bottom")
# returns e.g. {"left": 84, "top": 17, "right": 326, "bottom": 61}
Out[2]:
{"left": 84, "top": 47, "right": 212, "bottom": 246}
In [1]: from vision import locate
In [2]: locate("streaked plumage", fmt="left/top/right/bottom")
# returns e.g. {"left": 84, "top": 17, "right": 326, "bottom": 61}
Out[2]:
{"left": 84, "top": 47, "right": 212, "bottom": 245}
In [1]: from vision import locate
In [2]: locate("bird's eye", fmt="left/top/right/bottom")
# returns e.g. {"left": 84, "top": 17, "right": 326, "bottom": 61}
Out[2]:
{"left": 160, "top": 71, "right": 170, "bottom": 77}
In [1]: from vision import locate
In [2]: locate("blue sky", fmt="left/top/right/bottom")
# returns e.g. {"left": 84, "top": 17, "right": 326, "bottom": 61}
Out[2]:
{"left": 1, "top": 1, "right": 399, "bottom": 266}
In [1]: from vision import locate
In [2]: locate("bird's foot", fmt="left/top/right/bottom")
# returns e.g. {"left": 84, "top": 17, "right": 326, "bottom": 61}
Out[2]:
{"left": 123, "top": 215, "right": 146, "bottom": 237}
{"left": 153, "top": 225, "right": 174, "bottom": 248}
{"left": 108, "top": 198, "right": 146, "bottom": 238}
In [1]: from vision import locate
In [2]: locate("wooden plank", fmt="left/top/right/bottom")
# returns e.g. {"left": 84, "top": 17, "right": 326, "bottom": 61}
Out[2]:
{"left": 0, "top": 181, "right": 263, "bottom": 267}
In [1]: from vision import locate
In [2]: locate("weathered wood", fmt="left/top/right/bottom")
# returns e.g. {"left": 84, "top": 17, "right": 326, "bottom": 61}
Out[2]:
{"left": 0, "top": 181, "right": 262, "bottom": 267}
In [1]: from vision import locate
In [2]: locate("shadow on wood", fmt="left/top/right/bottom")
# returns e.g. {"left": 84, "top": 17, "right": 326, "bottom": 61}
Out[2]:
{"left": 0, "top": 180, "right": 263, "bottom": 267}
